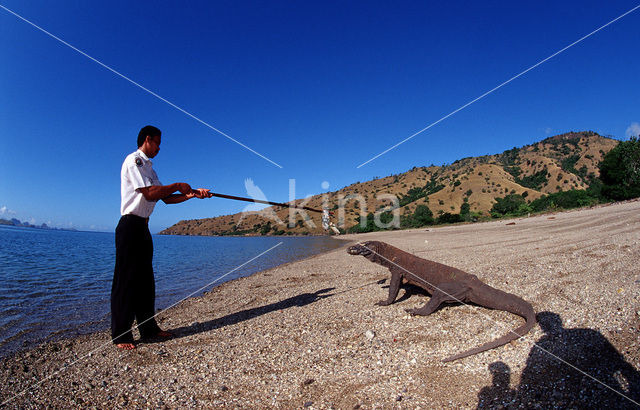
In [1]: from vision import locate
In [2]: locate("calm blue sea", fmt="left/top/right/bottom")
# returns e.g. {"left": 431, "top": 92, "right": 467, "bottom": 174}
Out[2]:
{"left": 0, "top": 225, "right": 345, "bottom": 358}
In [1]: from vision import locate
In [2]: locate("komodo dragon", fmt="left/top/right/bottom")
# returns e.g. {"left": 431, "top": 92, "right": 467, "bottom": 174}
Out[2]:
{"left": 347, "top": 241, "right": 536, "bottom": 362}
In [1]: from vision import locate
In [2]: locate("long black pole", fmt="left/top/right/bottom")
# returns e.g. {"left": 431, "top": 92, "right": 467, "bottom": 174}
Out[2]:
{"left": 209, "top": 192, "right": 330, "bottom": 215}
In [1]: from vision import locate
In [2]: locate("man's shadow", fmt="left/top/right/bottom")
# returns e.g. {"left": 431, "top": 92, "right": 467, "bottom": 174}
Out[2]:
{"left": 165, "top": 287, "right": 335, "bottom": 340}
{"left": 477, "top": 311, "right": 640, "bottom": 408}
{"left": 477, "top": 361, "right": 516, "bottom": 408}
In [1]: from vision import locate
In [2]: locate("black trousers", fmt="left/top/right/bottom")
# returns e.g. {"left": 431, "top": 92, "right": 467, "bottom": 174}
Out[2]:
{"left": 111, "top": 214, "right": 161, "bottom": 344}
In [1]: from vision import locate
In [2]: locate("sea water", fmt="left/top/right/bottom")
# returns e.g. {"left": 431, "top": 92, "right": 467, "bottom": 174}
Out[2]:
{"left": 0, "top": 225, "right": 344, "bottom": 357}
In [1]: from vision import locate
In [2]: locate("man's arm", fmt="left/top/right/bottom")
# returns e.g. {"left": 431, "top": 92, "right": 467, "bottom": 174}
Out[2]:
{"left": 162, "top": 188, "right": 212, "bottom": 204}
{"left": 137, "top": 183, "right": 192, "bottom": 202}
{"left": 138, "top": 184, "right": 212, "bottom": 204}
{"left": 162, "top": 192, "right": 196, "bottom": 204}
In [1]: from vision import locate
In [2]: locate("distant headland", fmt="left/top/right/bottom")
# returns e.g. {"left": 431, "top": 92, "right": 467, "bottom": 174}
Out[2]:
{"left": 0, "top": 218, "right": 77, "bottom": 232}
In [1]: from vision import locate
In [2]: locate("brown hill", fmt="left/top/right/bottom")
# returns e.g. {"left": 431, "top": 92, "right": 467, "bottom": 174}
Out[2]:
{"left": 160, "top": 131, "right": 618, "bottom": 236}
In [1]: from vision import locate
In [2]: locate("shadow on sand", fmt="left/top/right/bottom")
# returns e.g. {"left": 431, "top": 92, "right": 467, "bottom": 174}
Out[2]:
{"left": 165, "top": 287, "right": 336, "bottom": 340}
{"left": 477, "top": 311, "right": 640, "bottom": 408}
{"left": 154, "top": 280, "right": 383, "bottom": 343}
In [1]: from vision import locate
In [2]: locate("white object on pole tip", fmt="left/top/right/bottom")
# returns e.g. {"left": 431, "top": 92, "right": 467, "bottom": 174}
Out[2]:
{"left": 322, "top": 209, "right": 330, "bottom": 230}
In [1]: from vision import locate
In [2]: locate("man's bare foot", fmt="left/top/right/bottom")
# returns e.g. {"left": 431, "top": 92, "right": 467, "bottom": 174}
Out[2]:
{"left": 116, "top": 343, "right": 136, "bottom": 350}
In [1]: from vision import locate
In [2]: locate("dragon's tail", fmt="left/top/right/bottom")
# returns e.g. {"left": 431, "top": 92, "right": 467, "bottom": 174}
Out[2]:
{"left": 442, "top": 294, "right": 536, "bottom": 363}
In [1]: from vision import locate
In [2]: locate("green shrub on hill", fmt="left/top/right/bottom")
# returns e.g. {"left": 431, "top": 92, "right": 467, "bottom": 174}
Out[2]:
{"left": 491, "top": 194, "right": 528, "bottom": 217}
{"left": 437, "top": 212, "right": 463, "bottom": 224}
{"left": 460, "top": 202, "right": 471, "bottom": 221}
{"left": 260, "top": 222, "right": 272, "bottom": 235}
{"left": 504, "top": 165, "right": 522, "bottom": 179}
{"left": 401, "top": 205, "right": 434, "bottom": 228}
{"left": 398, "top": 177, "right": 445, "bottom": 207}
{"left": 530, "top": 190, "right": 599, "bottom": 211}
{"left": 515, "top": 170, "right": 549, "bottom": 190}
{"left": 500, "top": 147, "right": 521, "bottom": 166}
{"left": 400, "top": 187, "right": 427, "bottom": 207}
{"left": 491, "top": 189, "right": 602, "bottom": 219}
{"left": 348, "top": 212, "right": 388, "bottom": 233}
{"left": 561, "top": 155, "right": 581, "bottom": 176}
{"left": 599, "top": 136, "right": 640, "bottom": 200}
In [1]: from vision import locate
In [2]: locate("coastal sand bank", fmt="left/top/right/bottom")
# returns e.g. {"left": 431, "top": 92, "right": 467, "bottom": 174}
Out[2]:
{"left": 2, "top": 201, "right": 639, "bottom": 408}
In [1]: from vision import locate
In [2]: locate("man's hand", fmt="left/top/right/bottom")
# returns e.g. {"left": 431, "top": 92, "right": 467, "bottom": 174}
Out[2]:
{"left": 192, "top": 188, "right": 212, "bottom": 199}
{"left": 185, "top": 188, "right": 211, "bottom": 200}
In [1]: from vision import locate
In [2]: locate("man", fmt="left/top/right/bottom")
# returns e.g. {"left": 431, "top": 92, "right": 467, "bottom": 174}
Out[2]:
{"left": 112, "top": 125, "right": 211, "bottom": 350}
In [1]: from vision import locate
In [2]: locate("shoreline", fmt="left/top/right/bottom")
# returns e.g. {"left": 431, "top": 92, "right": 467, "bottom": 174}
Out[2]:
{"left": 2, "top": 201, "right": 639, "bottom": 407}
{"left": 0, "top": 235, "right": 349, "bottom": 362}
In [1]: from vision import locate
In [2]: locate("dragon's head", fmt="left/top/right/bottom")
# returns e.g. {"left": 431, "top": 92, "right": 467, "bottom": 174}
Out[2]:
{"left": 347, "top": 241, "right": 384, "bottom": 261}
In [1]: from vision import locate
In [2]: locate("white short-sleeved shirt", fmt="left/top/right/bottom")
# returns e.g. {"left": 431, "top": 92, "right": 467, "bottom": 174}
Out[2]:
{"left": 120, "top": 149, "right": 162, "bottom": 217}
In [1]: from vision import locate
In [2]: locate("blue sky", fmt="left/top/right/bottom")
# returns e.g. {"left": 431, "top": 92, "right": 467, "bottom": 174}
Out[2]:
{"left": 1, "top": 1, "right": 639, "bottom": 232}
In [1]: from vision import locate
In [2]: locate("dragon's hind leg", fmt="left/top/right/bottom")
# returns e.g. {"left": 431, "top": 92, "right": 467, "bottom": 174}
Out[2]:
{"left": 406, "top": 282, "right": 470, "bottom": 316}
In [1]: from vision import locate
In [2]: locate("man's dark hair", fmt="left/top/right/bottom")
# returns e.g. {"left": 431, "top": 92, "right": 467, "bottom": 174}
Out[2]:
{"left": 137, "top": 125, "right": 162, "bottom": 147}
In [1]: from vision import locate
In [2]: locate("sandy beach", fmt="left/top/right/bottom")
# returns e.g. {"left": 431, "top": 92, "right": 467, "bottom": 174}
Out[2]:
{"left": 2, "top": 200, "right": 639, "bottom": 408}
